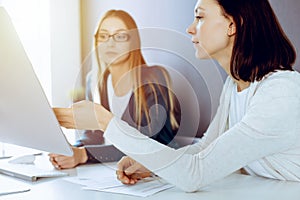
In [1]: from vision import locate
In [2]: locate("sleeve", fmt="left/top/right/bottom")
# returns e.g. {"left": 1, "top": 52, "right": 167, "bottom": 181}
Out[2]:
{"left": 84, "top": 145, "right": 125, "bottom": 163}
{"left": 75, "top": 130, "right": 125, "bottom": 163}
{"left": 104, "top": 79, "right": 300, "bottom": 192}
{"left": 73, "top": 130, "right": 104, "bottom": 163}
{"left": 180, "top": 77, "right": 231, "bottom": 155}
{"left": 75, "top": 69, "right": 115, "bottom": 163}
{"left": 179, "top": 103, "right": 223, "bottom": 154}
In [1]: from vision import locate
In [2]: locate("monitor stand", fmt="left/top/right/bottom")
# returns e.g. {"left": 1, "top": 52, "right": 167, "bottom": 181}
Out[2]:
{"left": 0, "top": 143, "right": 41, "bottom": 159}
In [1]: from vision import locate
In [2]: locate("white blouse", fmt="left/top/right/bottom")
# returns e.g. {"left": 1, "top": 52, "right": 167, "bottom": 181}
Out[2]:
{"left": 229, "top": 84, "right": 276, "bottom": 179}
{"left": 107, "top": 74, "right": 132, "bottom": 119}
{"left": 90, "top": 74, "right": 132, "bottom": 118}
{"left": 104, "top": 70, "right": 300, "bottom": 192}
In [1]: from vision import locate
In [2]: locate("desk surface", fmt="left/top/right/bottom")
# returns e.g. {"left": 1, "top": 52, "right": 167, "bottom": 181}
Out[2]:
{"left": 1, "top": 155, "right": 300, "bottom": 200}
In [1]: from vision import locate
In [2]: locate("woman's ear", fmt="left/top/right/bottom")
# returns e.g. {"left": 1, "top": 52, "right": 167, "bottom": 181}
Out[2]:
{"left": 227, "top": 22, "right": 236, "bottom": 36}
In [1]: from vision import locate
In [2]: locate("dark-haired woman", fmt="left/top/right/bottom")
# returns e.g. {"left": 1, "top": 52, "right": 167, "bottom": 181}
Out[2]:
{"left": 53, "top": 0, "right": 300, "bottom": 192}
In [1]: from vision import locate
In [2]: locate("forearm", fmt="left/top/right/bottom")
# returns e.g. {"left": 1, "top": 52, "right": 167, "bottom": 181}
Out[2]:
{"left": 104, "top": 117, "right": 294, "bottom": 192}
{"left": 104, "top": 117, "right": 205, "bottom": 192}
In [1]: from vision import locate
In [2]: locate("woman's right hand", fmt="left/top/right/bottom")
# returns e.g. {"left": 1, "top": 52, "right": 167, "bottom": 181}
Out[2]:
{"left": 116, "top": 156, "right": 152, "bottom": 185}
{"left": 53, "top": 100, "right": 113, "bottom": 131}
{"left": 48, "top": 146, "right": 88, "bottom": 169}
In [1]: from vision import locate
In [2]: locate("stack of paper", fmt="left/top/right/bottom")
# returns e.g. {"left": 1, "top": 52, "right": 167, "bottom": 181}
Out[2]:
{"left": 92, "top": 178, "right": 173, "bottom": 197}
{"left": 64, "top": 175, "right": 173, "bottom": 197}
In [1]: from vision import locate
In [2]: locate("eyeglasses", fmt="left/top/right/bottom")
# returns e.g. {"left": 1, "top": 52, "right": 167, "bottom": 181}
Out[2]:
{"left": 96, "top": 32, "right": 130, "bottom": 43}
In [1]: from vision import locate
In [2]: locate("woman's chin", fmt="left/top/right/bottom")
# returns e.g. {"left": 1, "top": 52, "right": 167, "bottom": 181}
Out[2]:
{"left": 196, "top": 52, "right": 210, "bottom": 60}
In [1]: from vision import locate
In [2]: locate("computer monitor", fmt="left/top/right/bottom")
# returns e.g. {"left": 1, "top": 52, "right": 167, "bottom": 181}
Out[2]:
{"left": 0, "top": 7, "right": 73, "bottom": 156}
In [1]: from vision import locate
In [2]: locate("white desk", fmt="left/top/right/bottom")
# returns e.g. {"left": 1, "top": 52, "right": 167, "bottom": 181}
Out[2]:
{"left": 1, "top": 155, "right": 300, "bottom": 200}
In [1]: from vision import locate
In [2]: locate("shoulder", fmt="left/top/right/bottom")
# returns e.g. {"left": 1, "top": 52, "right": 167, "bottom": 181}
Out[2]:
{"left": 243, "top": 71, "right": 300, "bottom": 139}
{"left": 86, "top": 68, "right": 99, "bottom": 87}
{"left": 140, "top": 65, "right": 169, "bottom": 83}
{"left": 263, "top": 70, "right": 300, "bottom": 84}
{"left": 136, "top": 66, "right": 172, "bottom": 102}
{"left": 255, "top": 70, "right": 300, "bottom": 99}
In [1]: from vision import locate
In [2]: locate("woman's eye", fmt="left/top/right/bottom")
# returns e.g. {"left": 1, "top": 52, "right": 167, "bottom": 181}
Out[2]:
{"left": 98, "top": 33, "right": 108, "bottom": 41}
{"left": 99, "top": 34, "right": 107, "bottom": 39}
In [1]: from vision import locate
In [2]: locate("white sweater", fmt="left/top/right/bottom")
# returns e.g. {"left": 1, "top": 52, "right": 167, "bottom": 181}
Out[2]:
{"left": 104, "top": 70, "right": 300, "bottom": 192}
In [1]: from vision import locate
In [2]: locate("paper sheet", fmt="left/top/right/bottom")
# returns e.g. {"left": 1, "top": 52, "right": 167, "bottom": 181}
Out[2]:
{"left": 0, "top": 176, "right": 30, "bottom": 196}
{"left": 65, "top": 174, "right": 173, "bottom": 197}
{"left": 83, "top": 178, "right": 173, "bottom": 197}
{"left": 64, "top": 176, "right": 123, "bottom": 189}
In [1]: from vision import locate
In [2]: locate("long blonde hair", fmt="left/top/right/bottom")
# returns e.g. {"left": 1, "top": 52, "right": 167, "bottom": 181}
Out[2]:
{"left": 94, "top": 10, "right": 178, "bottom": 133}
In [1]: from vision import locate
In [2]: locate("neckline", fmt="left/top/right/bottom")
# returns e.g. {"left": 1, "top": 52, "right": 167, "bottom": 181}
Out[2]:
{"left": 234, "top": 83, "right": 250, "bottom": 95}
{"left": 107, "top": 74, "right": 132, "bottom": 98}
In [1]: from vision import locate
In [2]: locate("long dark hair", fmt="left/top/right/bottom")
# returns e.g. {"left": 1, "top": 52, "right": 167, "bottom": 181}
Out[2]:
{"left": 216, "top": 0, "right": 296, "bottom": 82}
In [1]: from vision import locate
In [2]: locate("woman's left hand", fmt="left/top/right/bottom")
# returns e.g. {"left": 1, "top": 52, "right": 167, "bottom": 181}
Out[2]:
{"left": 48, "top": 146, "right": 88, "bottom": 169}
{"left": 53, "top": 100, "right": 113, "bottom": 131}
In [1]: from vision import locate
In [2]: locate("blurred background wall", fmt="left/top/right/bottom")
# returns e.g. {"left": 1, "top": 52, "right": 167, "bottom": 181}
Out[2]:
{"left": 2, "top": 0, "right": 300, "bottom": 137}
{"left": 80, "top": 0, "right": 300, "bottom": 137}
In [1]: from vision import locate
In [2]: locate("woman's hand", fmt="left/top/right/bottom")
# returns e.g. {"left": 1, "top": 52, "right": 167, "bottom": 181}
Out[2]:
{"left": 48, "top": 146, "right": 88, "bottom": 169}
{"left": 116, "top": 156, "right": 152, "bottom": 185}
{"left": 53, "top": 100, "right": 113, "bottom": 131}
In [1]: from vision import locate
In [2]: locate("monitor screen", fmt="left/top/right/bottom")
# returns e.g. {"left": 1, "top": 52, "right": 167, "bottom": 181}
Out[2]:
{"left": 0, "top": 7, "right": 73, "bottom": 156}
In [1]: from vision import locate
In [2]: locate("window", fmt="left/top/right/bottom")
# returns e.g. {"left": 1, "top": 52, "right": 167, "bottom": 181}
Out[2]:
{"left": 2, "top": 0, "right": 51, "bottom": 101}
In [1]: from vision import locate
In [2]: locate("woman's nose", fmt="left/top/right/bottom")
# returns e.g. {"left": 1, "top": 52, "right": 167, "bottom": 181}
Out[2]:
{"left": 186, "top": 22, "right": 196, "bottom": 35}
{"left": 106, "top": 37, "right": 115, "bottom": 46}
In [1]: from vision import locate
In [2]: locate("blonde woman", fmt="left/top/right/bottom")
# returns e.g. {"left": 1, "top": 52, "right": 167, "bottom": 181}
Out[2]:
{"left": 49, "top": 10, "right": 180, "bottom": 169}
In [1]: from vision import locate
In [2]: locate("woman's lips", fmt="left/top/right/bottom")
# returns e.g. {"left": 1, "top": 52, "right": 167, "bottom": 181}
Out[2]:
{"left": 105, "top": 51, "right": 118, "bottom": 56}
